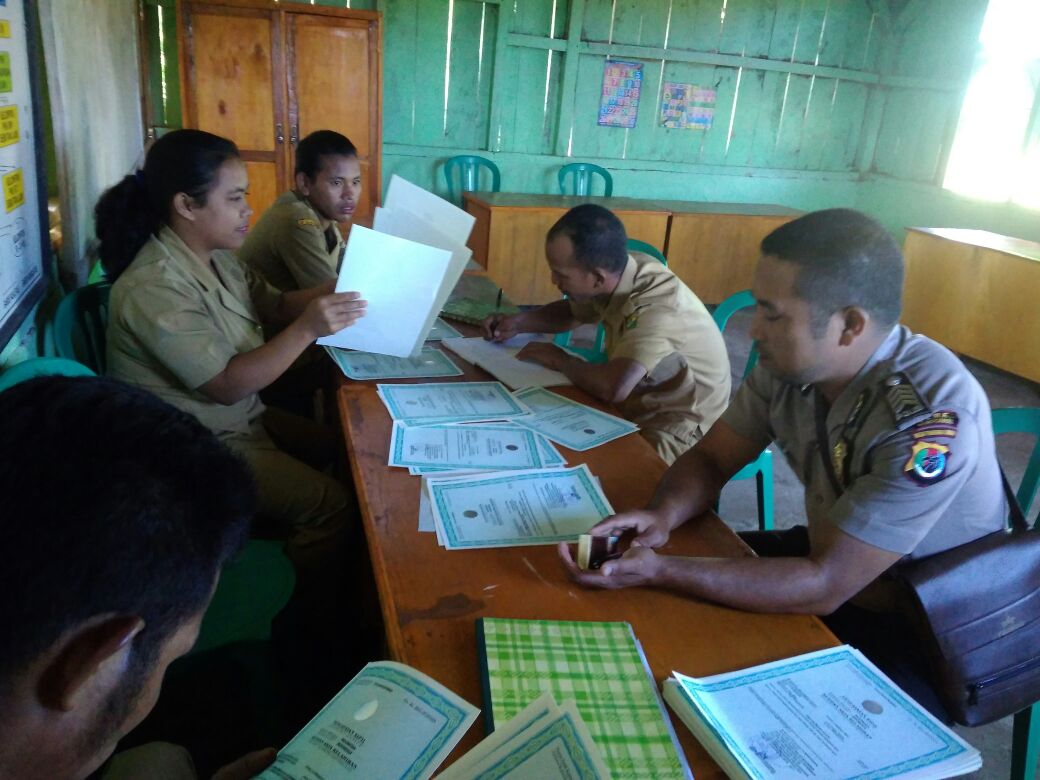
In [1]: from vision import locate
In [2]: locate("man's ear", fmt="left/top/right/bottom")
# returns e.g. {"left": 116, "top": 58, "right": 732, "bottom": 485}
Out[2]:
{"left": 170, "top": 192, "right": 196, "bottom": 222}
{"left": 294, "top": 171, "right": 311, "bottom": 196}
{"left": 838, "top": 307, "right": 869, "bottom": 346}
{"left": 37, "top": 616, "right": 144, "bottom": 712}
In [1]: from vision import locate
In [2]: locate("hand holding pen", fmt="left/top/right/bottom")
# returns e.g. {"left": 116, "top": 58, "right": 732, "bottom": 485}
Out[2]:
{"left": 481, "top": 287, "right": 519, "bottom": 342}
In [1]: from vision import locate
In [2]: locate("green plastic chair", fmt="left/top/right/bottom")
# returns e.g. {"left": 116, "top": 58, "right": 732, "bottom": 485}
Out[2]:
{"left": 552, "top": 238, "right": 667, "bottom": 361}
{"left": 444, "top": 155, "right": 501, "bottom": 205}
{"left": 52, "top": 282, "right": 112, "bottom": 374}
{"left": 0, "top": 356, "right": 95, "bottom": 392}
{"left": 626, "top": 238, "right": 667, "bottom": 266}
{"left": 87, "top": 258, "right": 108, "bottom": 285}
{"left": 558, "top": 162, "right": 613, "bottom": 197}
{"left": 991, "top": 407, "right": 1040, "bottom": 780}
{"left": 712, "top": 289, "right": 773, "bottom": 531}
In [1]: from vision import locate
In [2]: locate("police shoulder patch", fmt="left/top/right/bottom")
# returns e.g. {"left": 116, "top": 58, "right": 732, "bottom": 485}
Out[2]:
{"left": 903, "top": 440, "right": 950, "bottom": 485}
{"left": 296, "top": 217, "right": 319, "bottom": 228}
{"left": 882, "top": 372, "right": 927, "bottom": 425}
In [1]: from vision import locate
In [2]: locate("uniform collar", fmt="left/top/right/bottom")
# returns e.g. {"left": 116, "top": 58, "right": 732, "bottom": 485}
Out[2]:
{"left": 597, "top": 254, "right": 637, "bottom": 318}
{"left": 823, "top": 325, "right": 905, "bottom": 423}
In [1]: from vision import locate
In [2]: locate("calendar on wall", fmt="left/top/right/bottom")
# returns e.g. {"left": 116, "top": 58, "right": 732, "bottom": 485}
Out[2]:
{"left": 0, "top": 0, "right": 48, "bottom": 348}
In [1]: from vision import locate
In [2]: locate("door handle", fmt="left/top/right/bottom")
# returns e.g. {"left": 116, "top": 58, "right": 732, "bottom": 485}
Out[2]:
{"left": 290, "top": 124, "right": 298, "bottom": 146}
{"left": 276, "top": 123, "right": 284, "bottom": 144}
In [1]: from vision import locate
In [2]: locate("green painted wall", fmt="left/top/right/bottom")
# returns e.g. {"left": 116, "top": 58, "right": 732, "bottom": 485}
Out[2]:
{"left": 143, "top": 0, "right": 1033, "bottom": 242}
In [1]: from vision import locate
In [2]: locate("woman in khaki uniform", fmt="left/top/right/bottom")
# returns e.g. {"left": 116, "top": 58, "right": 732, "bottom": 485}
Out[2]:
{"left": 95, "top": 129, "right": 366, "bottom": 582}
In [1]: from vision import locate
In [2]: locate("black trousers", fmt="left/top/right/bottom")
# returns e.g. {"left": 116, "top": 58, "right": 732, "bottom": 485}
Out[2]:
{"left": 738, "top": 526, "right": 951, "bottom": 722}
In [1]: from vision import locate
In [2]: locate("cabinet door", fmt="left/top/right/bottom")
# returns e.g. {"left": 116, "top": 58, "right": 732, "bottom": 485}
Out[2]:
{"left": 286, "top": 13, "right": 381, "bottom": 226}
{"left": 179, "top": 3, "right": 285, "bottom": 224}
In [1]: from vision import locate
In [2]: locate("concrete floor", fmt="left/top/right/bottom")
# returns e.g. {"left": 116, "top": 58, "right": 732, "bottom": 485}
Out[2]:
{"left": 715, "top": 311, "right": 1040, "bottom": 780}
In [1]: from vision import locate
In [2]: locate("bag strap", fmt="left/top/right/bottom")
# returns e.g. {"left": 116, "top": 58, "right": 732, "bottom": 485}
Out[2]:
{"left": 816, "top": 390, "right": 1027, "bottom": 532}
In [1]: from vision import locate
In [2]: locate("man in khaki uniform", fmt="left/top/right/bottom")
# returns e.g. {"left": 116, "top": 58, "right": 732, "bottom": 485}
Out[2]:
{"left": 239, "top": 130, "right": 362, "bottom": 292}
{"left": 483, "top": 204, "right": 731, "bottom": 463}
{"left": 107, "top": 224, "right": 351, "bottom": 569}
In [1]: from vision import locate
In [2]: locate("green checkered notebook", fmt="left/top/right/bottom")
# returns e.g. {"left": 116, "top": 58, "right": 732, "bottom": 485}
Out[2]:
{"left": 477, "top": 618, "right": 692, "bottom": 779}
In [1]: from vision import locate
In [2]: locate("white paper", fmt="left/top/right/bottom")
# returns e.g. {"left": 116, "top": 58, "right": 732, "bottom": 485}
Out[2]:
{"left": 317, "top": 226, "right": 452, "bottom": 357}
{"left": 385, "top": 174, "right": 476, "bottom": 244}
{"left": 442, "top": 336, "right": 573, "bottom": 389}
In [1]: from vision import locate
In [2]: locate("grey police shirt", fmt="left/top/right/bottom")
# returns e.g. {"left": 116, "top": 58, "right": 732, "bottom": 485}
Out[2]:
{"left": 721, "top": 326, "right": 1006, "bottom": 606}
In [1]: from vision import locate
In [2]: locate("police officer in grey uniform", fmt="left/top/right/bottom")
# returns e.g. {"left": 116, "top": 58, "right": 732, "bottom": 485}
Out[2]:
{"left": 560, "top": 208, "right": 1006, "bottom": 715}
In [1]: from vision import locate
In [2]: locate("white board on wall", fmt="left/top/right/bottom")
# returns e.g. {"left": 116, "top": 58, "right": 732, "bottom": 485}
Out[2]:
{"left": 0, "top": 0, "right": 47, "bottom": 349}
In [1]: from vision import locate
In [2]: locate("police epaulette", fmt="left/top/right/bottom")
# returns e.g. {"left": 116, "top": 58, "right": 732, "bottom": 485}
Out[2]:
{"left": 882, "top": 372, "right": 928, "bottom": 426}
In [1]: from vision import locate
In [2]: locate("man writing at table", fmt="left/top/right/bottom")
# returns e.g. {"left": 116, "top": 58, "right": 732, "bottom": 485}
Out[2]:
{"left": 483, "top": 204, "right": 731, "bottom": 464}
{"left": 560, "top": 208, "right": 1006, "bottom": 715}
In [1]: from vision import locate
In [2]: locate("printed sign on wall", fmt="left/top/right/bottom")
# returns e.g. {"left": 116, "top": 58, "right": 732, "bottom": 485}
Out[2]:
{"left": 598, "top": 60, "right": 643, "bottom": 129}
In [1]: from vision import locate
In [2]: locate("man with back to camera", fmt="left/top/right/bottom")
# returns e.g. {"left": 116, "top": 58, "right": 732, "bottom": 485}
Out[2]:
{"left": 239, "top": 130, "right": 362, "bottom": 292}
{"left": 483, "top": 204, "right": 732, "bottom": 465}
{"left": 559, "top": 208, "right": 1007, "bottom": 715}
{"left": 0, "top": 376, "right": 277, "bottom": 779}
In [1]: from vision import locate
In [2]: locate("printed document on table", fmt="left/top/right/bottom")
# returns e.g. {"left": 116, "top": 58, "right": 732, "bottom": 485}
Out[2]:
{"left": 377, "top": 381, "right": 530, "bottom": 425}
{"left": 389, "top": 422, "right": 548, "bottom": 471}
{"left": 442, "top": 335, "right": 572, "bottom": 389}
{"left": 666, "top": 645, "right": 981, "bottom": 780}
{"left": 325, "top": 345, "right": 462, "bottom": 380}
{"left": 439, "top": 696, "right": 610, "bottom": 780}
{"left": 426, "top": 464, "right": 614, "bottom": 549}
{"left": 408, "top": 430, "right": 565, "bottom": 474}
{"left": 512, "top": 386, "right": 638, "bottom": 451}
{"left": 255, "top": 660, "right": 478, "bottom": 780}
{"left": 317, "top": 225, "right": 452, "bottom": 357}
{"left": 426, "top": 317, "right": 463, "bottom": 341}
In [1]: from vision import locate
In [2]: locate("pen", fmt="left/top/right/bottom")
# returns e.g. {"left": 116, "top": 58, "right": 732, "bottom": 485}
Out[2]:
{"left": 495, "top": 288, "right": 503, "bottom": 310}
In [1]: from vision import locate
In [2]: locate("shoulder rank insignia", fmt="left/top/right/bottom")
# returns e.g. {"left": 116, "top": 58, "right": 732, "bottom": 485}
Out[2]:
{"left": 296, "top": 217, "right": 319, "bottom": 228}
{"left": 623, "top": 312, "right": 639, "bottom": 330}
{"left": 883, "top": 372, "right": 927, "bottom": 425}
{"left": 904, "top": 440, "right": 949, "bottom": 485}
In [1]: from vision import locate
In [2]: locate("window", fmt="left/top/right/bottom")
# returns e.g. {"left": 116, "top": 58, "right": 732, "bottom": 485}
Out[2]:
{"left": 943, "top": 0, "right": 1040, "bottom": 207}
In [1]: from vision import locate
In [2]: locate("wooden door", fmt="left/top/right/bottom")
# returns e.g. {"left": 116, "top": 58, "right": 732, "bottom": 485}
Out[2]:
{"left": 178, "top": 2, "right": 286, "bottom": 224}
{"left": 286, "top": 13, "right": 381, "bottom": 227}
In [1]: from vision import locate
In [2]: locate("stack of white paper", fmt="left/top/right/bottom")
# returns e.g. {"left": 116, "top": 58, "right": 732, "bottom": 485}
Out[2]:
{"left": 442, "top": 335, "right": 573, "bottom": 389}
{"left": 664, "top": 645, "right": 982, "bottom": 780}
{"left": 438, "top": 694, "right": 610, "bottom": 780}
{"left": 318, "top": 175, "right": 475, "bottom": 357}
{"left": 421, "top": 464, "right": 614, "bottom": 549}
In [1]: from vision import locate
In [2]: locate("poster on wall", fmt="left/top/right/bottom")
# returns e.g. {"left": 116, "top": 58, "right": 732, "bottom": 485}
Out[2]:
{"left": 659, "top": 82, "right": 716, "bottom": 130}
{"left": 0, "top": 0, "right": 47, "bottom": 349}
{"left": 598, "top": 60, "right": 643, "bottom": 129}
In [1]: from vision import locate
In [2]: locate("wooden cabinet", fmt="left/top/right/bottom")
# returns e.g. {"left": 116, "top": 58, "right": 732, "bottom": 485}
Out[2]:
{"left": 903, "top": 227, "right": 1040, "bottom": 383}
{"left": 177, "top": 0, "right": 381, "bottom": 226}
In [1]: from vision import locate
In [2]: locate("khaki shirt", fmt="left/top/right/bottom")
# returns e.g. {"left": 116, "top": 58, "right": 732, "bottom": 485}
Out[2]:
{"left": 238, "top": 191, "right": 344, "bottom": 292}
{"left": 569, "top": 252, "right": 731, "bottom": 443}
{"left": 721, "top": 325, "right": 1006, "bottom": 609}
{"left": 107, "top": 225, "right": 281, "bottom": 436}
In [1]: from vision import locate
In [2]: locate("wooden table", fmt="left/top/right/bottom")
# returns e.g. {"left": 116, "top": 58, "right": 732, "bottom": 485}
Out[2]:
{"left": 463, "top": 192, "right": 800, "bottom": 306}
{"left": 336, "top": 349, "right": 836, "bottom": 777}
{"left": 903, "top": 227, "right": 1040, "bottom": 383}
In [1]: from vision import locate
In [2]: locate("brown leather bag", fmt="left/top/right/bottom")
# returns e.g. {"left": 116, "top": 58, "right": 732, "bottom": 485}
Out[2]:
{"left": 897, "top": 473, "right": 1040, "bottom": 726}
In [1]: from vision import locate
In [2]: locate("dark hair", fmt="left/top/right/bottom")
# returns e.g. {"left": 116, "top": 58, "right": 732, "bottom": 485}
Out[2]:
{"left": 0, "top": 376, "right": 253, "bottom": 688}
{"left": 95, "top": 129, "right": 240, "bottom": 281}
{"left": 760, "top": 208, "right": 904, "bottom": 336}
{"left": 295, "top": 130, "right": 358, "bottom": 180}
{"left": 546, "top": 204, "right": 628, "bottom": 274}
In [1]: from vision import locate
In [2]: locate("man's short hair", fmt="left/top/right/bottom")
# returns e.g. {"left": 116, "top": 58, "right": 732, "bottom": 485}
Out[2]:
{"left": 760, "top": 208, "right": 904, "bottom": 336}
{"left": 294, "top": 130, "right": 358, "bottom": 180}
{"left": 0, "top": 377, "right": 253, "bottom": 688}
{"left": 546, "top": 204, "right": 629, "bottom": 275}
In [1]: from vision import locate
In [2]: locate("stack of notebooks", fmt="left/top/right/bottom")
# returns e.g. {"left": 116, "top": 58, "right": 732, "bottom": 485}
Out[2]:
{"left": 477, "top": 617, "right": 692, "bottom": 779}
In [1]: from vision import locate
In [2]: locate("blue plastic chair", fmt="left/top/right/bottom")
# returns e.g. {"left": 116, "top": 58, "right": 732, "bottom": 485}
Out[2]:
{"left": 712, "top": 289, "right": 773, "bottom": 531}
{"left": 52, "top": 282, "right": 112, "bottom": 374}
{"left": 991, "top": 407, "right": 1040, "bottom": 780}
{"left": 558, "top": 163, "right": 613, "bottom": 197}
{"left": 444, "top": 155, "right": 501, "bottom": 205}
{"left": 0, "top": 356, "right": 95, "bottom": 392}
{"left": 552, "top": 239, "right": 668, "bottom": 361}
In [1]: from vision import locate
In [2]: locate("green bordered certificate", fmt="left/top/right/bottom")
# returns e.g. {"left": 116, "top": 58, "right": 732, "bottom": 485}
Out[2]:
{"left": 326, "top": 345, "right": 463, "bottom": 380}
{"left": 377, "top": 381, "right": 530, "bottom": 425}
{"left": 477, "top": 618, "right": 691, "bottom": 780}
